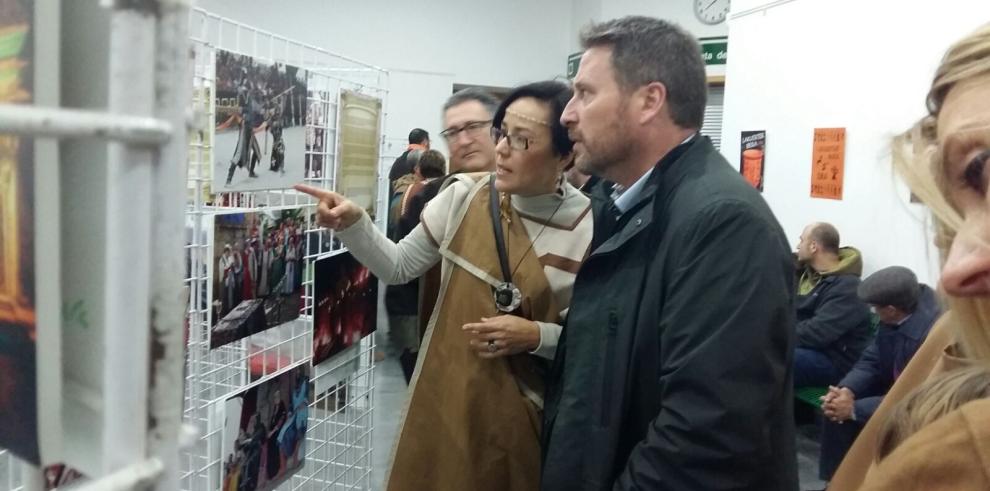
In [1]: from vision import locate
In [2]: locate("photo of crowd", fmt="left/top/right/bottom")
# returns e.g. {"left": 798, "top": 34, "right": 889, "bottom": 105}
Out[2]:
{"left": 312, "top": 251, "right": 378, "bottom": 366}
{"left": 213, "top": 49, "right": 308, "bottom": 192}
{"left": 210, "top": 209, "right": 306, "bottom": 349}
{"left": 221, "top": 364, "right": 312, "bottom": 491}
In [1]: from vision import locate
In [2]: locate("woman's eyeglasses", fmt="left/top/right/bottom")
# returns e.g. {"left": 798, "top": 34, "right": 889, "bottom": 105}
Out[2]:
{"left": 491, "top": 126, "right": 535, "bottom": 151}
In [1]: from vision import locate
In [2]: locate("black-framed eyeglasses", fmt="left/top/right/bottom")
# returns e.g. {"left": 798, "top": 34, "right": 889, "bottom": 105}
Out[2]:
{"left": 490, "top": 126, "right": 535, "bottom": 151}
{"left": 440, "top": 120, "right": 492, "bottom": 142}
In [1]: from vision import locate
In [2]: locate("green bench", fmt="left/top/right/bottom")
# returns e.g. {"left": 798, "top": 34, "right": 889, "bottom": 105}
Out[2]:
{"left": 795, "top": 313, "right": 881, "bottom": 409}
{"left": 795, "top": 386, "right": 829, "bottom": 408}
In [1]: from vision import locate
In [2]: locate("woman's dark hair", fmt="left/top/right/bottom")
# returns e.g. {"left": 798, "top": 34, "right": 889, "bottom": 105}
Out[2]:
{"left": 417, "top": 149, "right": 447, "bottom": 178}
{"left": 492, "top": 80, "right": 574, "bottom": 157}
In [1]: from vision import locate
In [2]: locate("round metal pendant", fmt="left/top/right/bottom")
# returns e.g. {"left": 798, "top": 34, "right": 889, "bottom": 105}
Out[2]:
{"left": 494, "top": 282, "right": 522, "bottom": 312}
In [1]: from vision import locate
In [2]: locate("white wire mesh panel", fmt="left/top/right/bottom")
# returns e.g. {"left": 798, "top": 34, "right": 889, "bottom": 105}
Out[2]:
{"left": 183, "top": 8, "right": 389, "bottom": 491}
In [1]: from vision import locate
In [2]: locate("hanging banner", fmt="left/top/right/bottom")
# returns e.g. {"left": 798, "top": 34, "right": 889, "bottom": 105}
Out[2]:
{"left": 337, "top": 90, "right": 383, "bottom": 220}
{"left": 739, "top": 130, "right": 766, "bottom": 191}
{"left": 810, "top": 127, "right": 846, "bottom": 200}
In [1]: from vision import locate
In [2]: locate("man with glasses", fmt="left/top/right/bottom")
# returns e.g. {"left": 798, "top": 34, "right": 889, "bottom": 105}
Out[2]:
{"left": 438, "top": 88, "right": 499, "bottom": 173}
{"left": 541, "top": 17, "right": 797, "bottom": 490}
{"left": 393, "top": 87, "right": 499, "bottom": 362}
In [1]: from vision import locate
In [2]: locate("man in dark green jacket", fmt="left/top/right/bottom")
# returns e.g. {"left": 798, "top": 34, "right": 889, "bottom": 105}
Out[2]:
{"left": 793, "top": 222, "right": 872, "bottom": 387}
{"left": 542, "top": 16, "right": 798, "bottom": 491}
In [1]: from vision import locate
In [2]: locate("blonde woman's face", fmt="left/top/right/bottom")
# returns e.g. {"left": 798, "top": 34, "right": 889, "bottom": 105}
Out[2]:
{"left": 937, "top": 75, "right": 990, "bottom": 297}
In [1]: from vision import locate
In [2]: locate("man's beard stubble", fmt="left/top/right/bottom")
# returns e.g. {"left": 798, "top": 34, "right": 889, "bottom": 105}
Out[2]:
{"left": 575, "top": 122, "right": 631, "bottom": 178}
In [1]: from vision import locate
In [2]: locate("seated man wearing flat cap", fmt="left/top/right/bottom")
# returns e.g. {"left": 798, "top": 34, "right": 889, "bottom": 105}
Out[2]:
{"left": 814, "top": 266, "right": 941, "bottom": 484}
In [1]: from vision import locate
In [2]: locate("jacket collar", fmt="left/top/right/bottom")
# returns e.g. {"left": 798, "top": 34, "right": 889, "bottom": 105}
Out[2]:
{"left": 589, "top": 134, "right": 710, "bottom": 257}
{"left": 598, "top": 133, "right": 705, "bottom": 216}
{"left": 889, "top": 285, "right": 941, "bottom": 341}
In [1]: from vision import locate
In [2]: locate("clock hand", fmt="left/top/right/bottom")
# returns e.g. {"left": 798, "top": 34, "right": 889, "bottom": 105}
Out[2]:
{"left": 705, "top": 0, "right": 718, "bottom": 9}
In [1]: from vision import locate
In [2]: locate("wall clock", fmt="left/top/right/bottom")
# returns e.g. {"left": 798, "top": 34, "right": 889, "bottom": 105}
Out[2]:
{"left": 694, "top": 0, "right": 730, "bottom": 25}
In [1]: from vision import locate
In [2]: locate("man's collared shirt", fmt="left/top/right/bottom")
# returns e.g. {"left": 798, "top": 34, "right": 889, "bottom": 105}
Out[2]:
{"left": 610, "top": 133, "right": 696, "bottom": 213}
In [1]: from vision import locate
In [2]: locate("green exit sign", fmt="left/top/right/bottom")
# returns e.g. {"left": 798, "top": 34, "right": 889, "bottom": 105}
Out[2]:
{"left": 567, "top": 52, "right": 582, "bottom": 79}
{"left": 699, "top": 37, "right": 728, "bottom": 65}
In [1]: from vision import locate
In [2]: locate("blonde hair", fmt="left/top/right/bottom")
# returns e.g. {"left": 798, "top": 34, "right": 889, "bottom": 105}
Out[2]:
{"left": 876, "top": 365, "right": 990, "bottom": 461}
{"left": 892, "top": 22, "right": 990, "bottom": 361}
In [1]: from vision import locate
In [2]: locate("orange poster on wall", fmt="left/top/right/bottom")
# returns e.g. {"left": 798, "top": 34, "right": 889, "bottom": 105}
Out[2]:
{"left": 810, "top": 128, "right": 845, "bottom": 200}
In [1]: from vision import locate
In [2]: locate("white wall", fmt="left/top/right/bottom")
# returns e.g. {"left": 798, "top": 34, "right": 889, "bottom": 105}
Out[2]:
{"left": 598, "top": 0, "right": 728, "bottom": 38}
{"left": 568, "top": 0, "right": 729, "bottom": 76}
{"left": 720, "top": 0, "right": 990, "bottom": 286}
{"left": 195, "top": 0, "right": 573, "bottom": 159}
{"left": 569, "top": 0, "right": 602, "bottom": 53}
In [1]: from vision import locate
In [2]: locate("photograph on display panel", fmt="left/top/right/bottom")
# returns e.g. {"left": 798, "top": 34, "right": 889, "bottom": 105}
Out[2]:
{"left": 0, "top": 0, "right": 39, "bottom": 464}
{"left": 312, "top": 251, "right": 377, "bottom": 367}
{"left": 213, "top": 49, "right": 308, "bottom": 192}
{"left": 221, "top": 364, "right": 312, "bottom": 491}
{"left": 305, "top": 89, "right": 329, "bottom": 179}
{"left": 336, "top": 90, "right": 382, "bottom": 219}
{"left": 210, "top": 209, "right": 305, "bottom": 349}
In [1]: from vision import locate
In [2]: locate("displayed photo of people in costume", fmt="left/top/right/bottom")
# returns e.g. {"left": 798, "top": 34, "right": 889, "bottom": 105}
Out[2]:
{"left": 0, "top": 0, "right": 39, "bottom": 465}
{"left": 221, "top": 364, "right": 312, "bottom": 491}
{"left": 213, "top": 49, "right": 308, "bottom": 191}
{"left": 312, "top": 251, "right": 377, "bottom": 366}
{"left": 210, "top": 209, "right": 306, "bottom": 349}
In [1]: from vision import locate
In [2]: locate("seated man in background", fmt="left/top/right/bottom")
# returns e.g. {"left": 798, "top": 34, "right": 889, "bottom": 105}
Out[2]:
{"left": 794, "top": 222, "right": 873, "bottom": 387}
{"left": 816, "top": 266, "right": 940, "bottom": 484}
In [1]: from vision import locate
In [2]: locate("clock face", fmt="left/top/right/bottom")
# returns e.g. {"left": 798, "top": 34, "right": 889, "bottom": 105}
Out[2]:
{"left": 694, "top": 0, "right": 731, "bottom": 25}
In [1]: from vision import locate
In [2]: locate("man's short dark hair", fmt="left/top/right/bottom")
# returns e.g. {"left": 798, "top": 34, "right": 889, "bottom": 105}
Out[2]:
{"left": 406, "top": 149, "right": 423, "bottom": 169}
{"left": 492, "top": 80, "right": 574, "bottom": 157}
{"left": 417, "top": 150, "right": 446, "bottom": 178}
{"left": 443, "top": 87, "right": 499, "bottom": 117}
{"left": 810, "top": 222, "right": 841, "bottom": 254}
{"left": 408, "top": 128, "right": 429, "bottom": 145}
{"left": 580, "top": 16, "right": 707, "bottom": 129}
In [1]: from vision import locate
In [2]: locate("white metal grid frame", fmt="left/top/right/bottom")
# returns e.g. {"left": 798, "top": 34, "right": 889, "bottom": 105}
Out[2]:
{"left": 1, "top": 1, "right": 190, "bottom": 490}
{"left": 183, "top": 9, "right": 389, "bottom": 491}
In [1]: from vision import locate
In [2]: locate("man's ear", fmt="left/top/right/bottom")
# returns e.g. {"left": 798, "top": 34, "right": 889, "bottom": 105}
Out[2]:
{"left": 636, "top": 81, "right": 668, "bottom": 125}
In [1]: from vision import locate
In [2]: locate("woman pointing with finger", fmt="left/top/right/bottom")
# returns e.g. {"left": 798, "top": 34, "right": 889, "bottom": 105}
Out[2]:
{"left": 296, "top": 80, "right": 593, "bottom": 491}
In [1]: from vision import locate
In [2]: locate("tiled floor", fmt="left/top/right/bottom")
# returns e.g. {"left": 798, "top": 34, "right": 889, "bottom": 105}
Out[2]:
{"left": 370, "top": 335, "right": 827, "bottom": 491}
{"left": 797, "top": 424, "right": 829, "bottom": 490}
{"left": 370, "top": 352, "right": 408, "bottom": 491}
